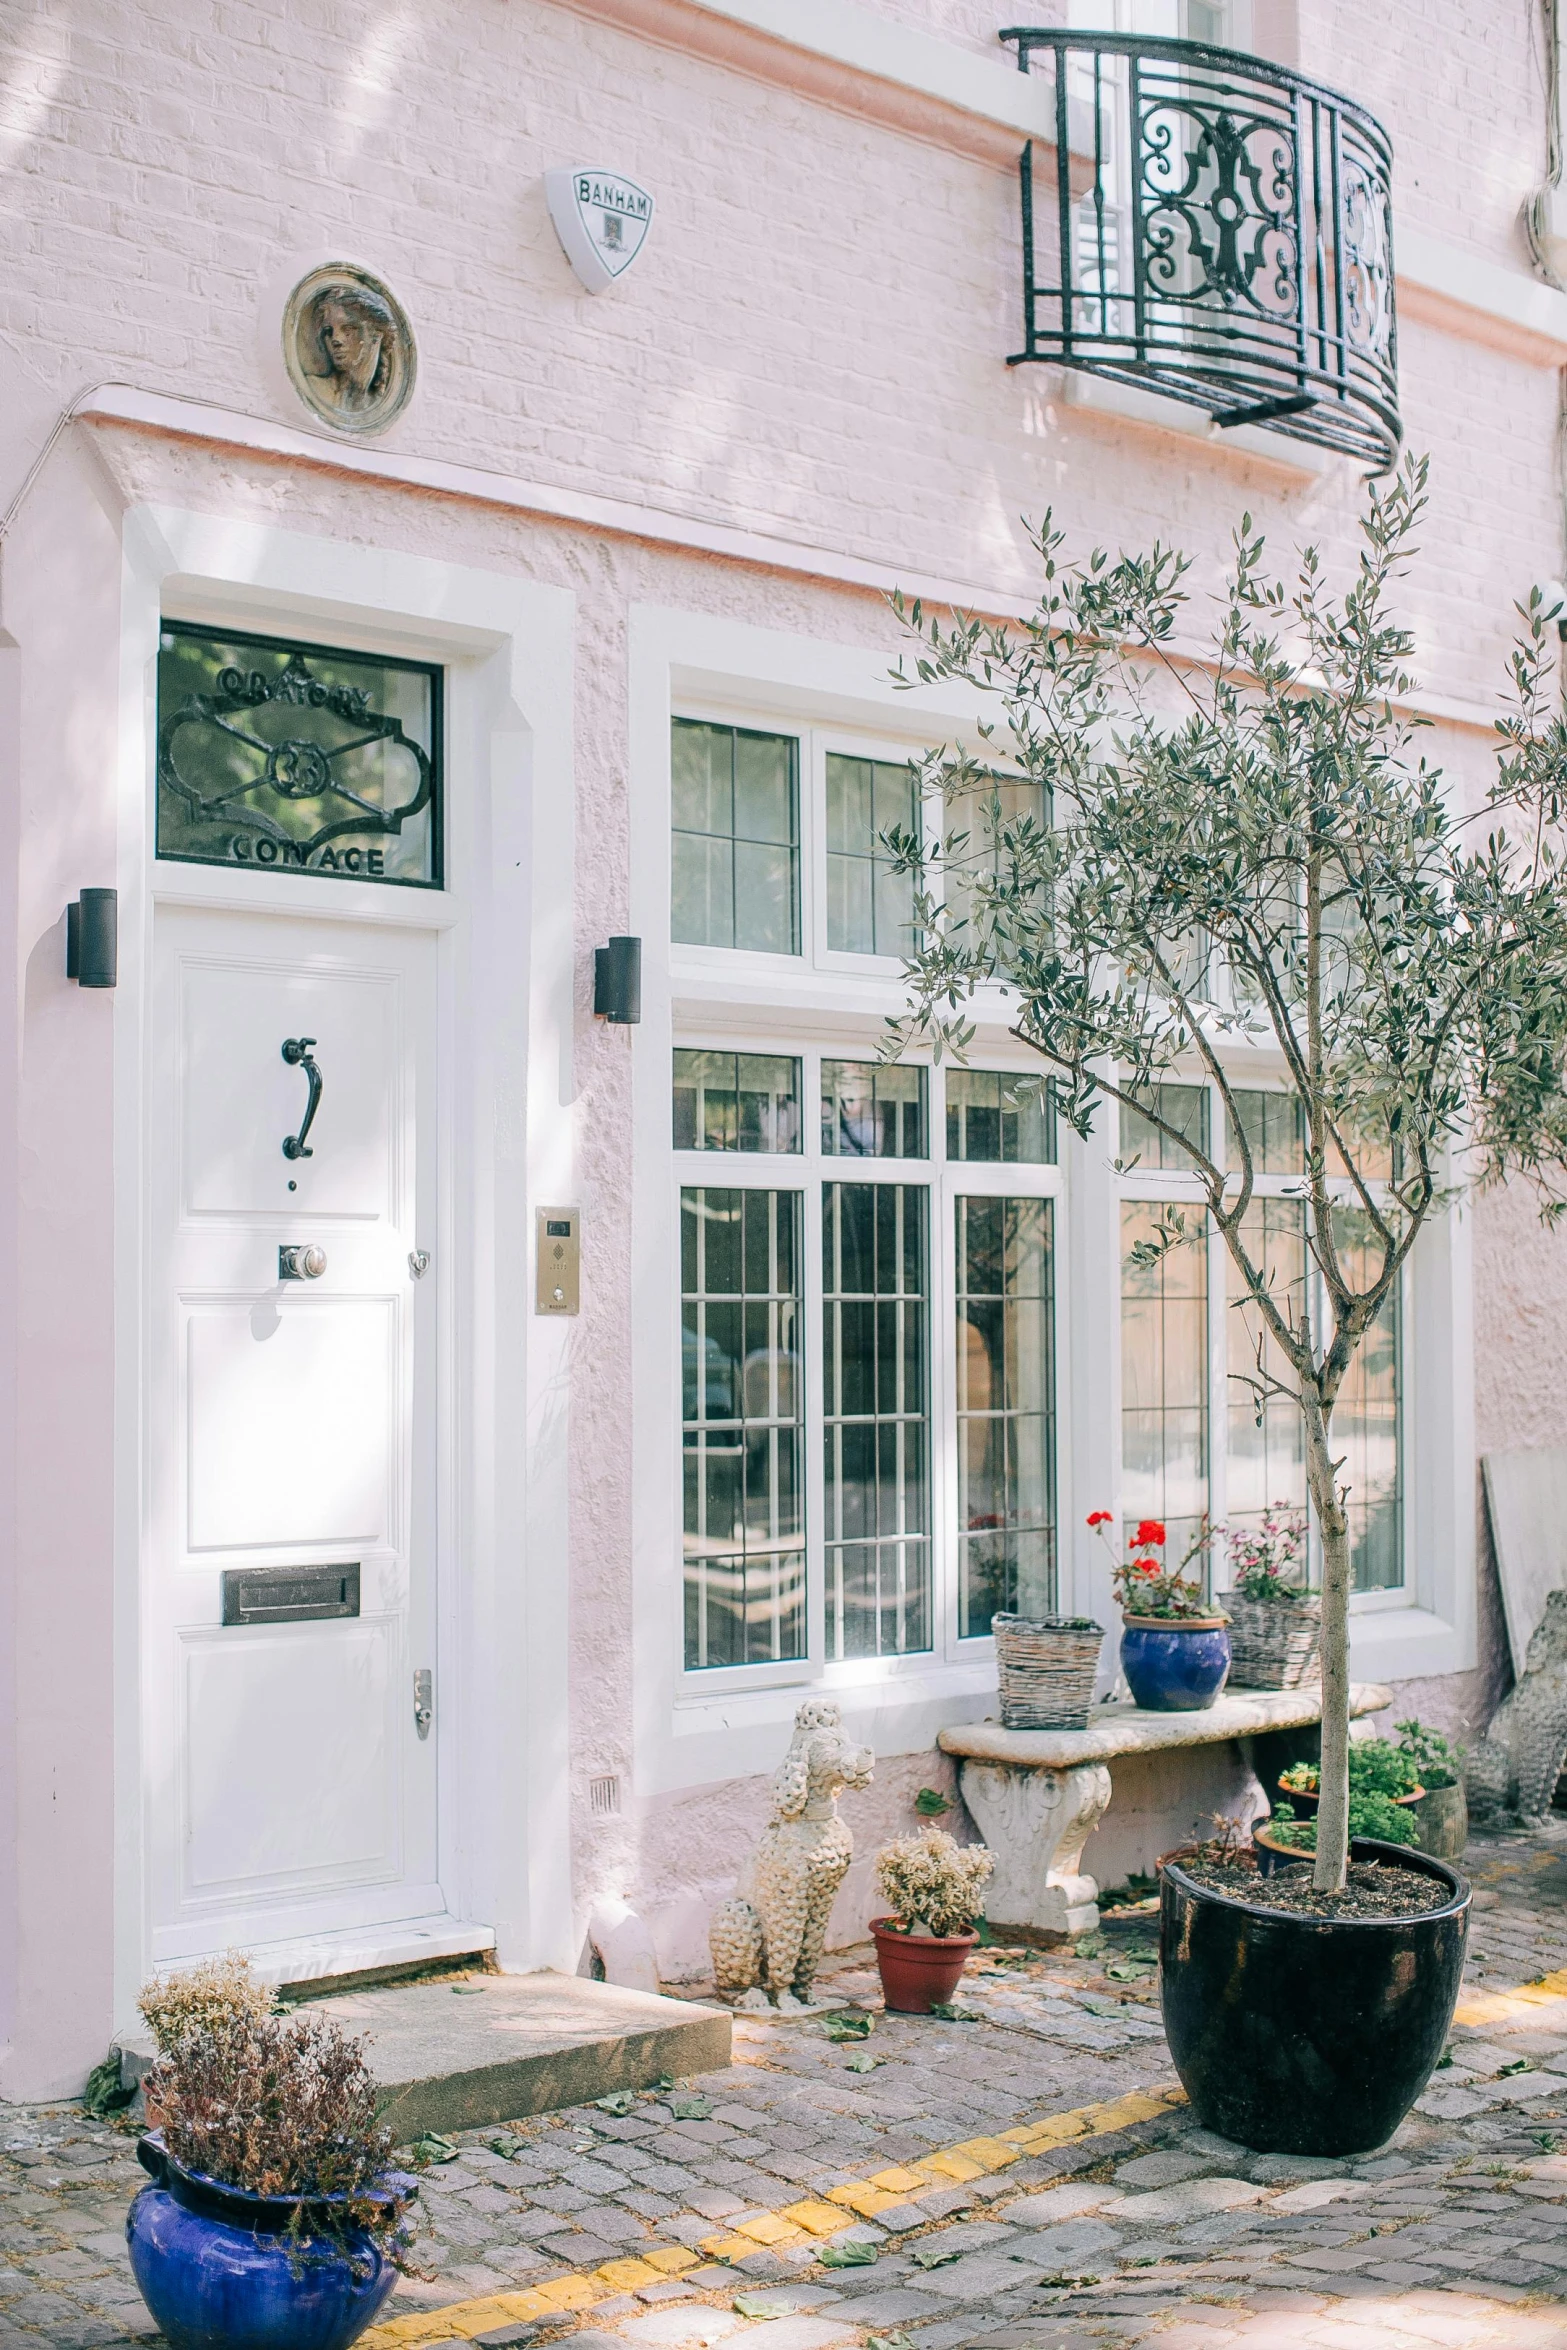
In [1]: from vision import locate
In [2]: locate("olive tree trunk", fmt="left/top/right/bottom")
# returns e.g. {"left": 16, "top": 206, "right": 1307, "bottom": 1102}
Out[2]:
{"left": 1302, "top": 1387, "right": 1351, "bottom": 1894}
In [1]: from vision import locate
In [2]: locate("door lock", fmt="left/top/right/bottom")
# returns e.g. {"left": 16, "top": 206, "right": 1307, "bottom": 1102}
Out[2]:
{"left": 279, "top": 1244, "right": 328, "bottom": 1280}
{"left": 414, "top": 1668, "right": 433, "bottom": 1739}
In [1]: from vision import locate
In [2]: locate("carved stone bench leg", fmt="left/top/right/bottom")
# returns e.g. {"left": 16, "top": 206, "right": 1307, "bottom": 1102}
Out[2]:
{"left": 956, "top": 1759, "right": 1113, "bottom": 1938}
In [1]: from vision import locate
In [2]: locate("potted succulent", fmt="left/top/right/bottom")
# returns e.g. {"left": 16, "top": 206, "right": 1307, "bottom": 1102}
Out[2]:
{"left": 1089, "top": 1515, "right": 1230, "bottom": 1711}
{"left": 127, "top": 1956, "right": 418, "bottom": 2350}
{"left": 1222, "top": 1513, "right": 1320, "bottom": 1689}
{"left": 884, "top": 466, "right": 1561, "bottom": 2147}
{"left": 1398, "top": 1718, "right": 1469, "bottom": 1861}
{"left": 870, "top": 1828, "right": 994, "bottom": 2012}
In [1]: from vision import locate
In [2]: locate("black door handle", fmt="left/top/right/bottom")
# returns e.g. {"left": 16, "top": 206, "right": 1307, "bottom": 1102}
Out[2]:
{"left": 282, "top": 1037, "right": 323, "bottom": 1160}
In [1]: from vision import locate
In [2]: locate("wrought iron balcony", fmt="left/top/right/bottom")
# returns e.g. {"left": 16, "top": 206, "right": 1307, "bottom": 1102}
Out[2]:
{"left": 1001, "top": 29, "right": 1399, "bottom": 472}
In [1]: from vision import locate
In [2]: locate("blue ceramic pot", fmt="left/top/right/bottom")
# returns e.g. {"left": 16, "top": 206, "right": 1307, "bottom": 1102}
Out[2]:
{"left": 126, "top": 2132, "right": 415, "bottom": 2350}
{"left": 1121, "top": 1615, "right": 1231, "bottom": 1711}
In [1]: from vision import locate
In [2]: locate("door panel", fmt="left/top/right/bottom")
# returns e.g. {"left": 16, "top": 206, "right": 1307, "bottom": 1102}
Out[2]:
{"left": 149, "top": 904, "right": 439, "bottom": 1963}
{"left": 181, "top": 1624, "right": 399, "bottom": 1898}
{"left": 184, "top": 1297, "right": 396, "bottom": 1552}
{"left": 181, "top": 958, "right": 397, "bottom": 1223}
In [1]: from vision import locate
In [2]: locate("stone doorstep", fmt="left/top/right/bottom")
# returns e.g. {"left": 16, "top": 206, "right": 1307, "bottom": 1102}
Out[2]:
{"left": 117, "top": 1972, "right": 732, "bottom": 2140}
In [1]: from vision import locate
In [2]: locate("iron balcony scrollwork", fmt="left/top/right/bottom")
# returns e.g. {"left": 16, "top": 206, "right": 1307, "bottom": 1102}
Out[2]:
{"left": 1001, "top": 28, "right": 1400, "bottom": 472}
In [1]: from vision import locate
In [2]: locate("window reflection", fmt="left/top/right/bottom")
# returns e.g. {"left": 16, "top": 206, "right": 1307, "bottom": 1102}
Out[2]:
{"left": 956, "top": 1197, "right": 1056, "bottom": 1635}
{"left": 682, "top": 1189, "right": 806, "bottom": 1668}
{"left": 823, "top": 1183, "right": 931, "bottom": 1659}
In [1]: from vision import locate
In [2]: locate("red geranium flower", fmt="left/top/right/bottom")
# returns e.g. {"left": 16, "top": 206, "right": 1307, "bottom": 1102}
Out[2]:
{"left": 1086, "top": 1510, "right": 1113, "bottom": 1527}
{"left": 1132, "top": 1558, "right": 1159, "bottom": 1574}
{"left": 1133, "top": 1519, "right": 1167, "bottom": 1546}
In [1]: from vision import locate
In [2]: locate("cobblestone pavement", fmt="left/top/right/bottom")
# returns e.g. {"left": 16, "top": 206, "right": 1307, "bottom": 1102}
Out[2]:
{"left": 7, "top": 1828, "right": 1567, "bottom": 2350}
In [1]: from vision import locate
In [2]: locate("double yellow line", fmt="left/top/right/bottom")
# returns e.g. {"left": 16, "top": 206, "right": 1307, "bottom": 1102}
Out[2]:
{"left": 362, "top": 2084, "right": 1186, "bottom": 2349}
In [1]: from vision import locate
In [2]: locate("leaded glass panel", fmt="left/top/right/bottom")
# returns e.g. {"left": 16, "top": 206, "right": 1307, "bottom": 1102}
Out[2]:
{"left": 1121, "top": 1200, "right": 1208, "bottom": 1567}
{"left": 825, "top": 753, "right": 919, "bottom": 956}
{"left": 157, "top": 623, "right": 441, "bottom": 886}
{"left": 682, "top": 1189, "right": 806, "bottom": 1668}
{"left": 821, "top": 1061, "right": 927, "bottom": 1158}
{"left": 956, "top": 1196, "right": 1056, "bottom": 1635}
{"left": 671, "top": 719, "right": 800, "bottom": 954}
{"left": 822, "top": 1182, "right": 931, "bottom": 1658}
{"left": 1120, "top": 1082, "right": 1209, "bottom": 1172}
{"left": 673, "top": 1052, "right": 801, "bottom": 1152}
{"left": 946, "top": 1068, "right": 1054, "bottom": 1164}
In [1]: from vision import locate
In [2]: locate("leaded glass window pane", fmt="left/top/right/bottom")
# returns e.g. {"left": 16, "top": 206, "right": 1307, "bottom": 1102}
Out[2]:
{"left": 825, "top": 753, "right": 919, "bottom": 957}
{"left": 1120, "top": 1082, "right": 1209, "bottom": 1172}
{"left": 1332, "top": 1210, "right": 1403, "bottom": 1592}
{"left": 156, "top": 624, "right": 441, "bottom": 886}
{"left": 671, "top": 719, "right": 799, "bottom": 954}
{"left": 673, "top": 1052, "right": 801, "bottom": 1152}
{"left": 943, "top": 773, "right": 1050, "bottom": 943}
{"left": 1227, "top": 1198, "right": 1309, "bottom": 1538}
{"left": 821, "top": 1061, "right": 927, "bottom": 1158}
{"left": 682, "top": 1189, "right": 806, "bottom": 1669}
{"left": 956, "top": 1196, "right": 1056, "bottom": 1636}
{"left": 1228, "top": 1089, "right": 1304, "bottom": 1177}
{"left": 1121, "top": 1201, "right": 1208, "bottom": 1567}
{"left": 823, "top": 1183, "right": 931, "bottom": 1659}
{"left": 946, "top": 1068, "right": 1054, "bottom": 1164}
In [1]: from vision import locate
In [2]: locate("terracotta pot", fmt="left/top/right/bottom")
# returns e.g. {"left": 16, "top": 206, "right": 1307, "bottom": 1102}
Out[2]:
{"left": 870, "top": 1917, "right": 978, "bottom": 2013}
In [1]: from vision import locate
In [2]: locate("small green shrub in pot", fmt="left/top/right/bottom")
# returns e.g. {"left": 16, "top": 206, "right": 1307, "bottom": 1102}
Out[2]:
{"left": 1396, "top": 1719, "right": 1461, "bottom": 1789}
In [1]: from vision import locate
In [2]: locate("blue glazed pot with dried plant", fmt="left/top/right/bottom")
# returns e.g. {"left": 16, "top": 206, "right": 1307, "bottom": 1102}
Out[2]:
{"left": 123, "top": 1957, "right": 417, "bottom": 2350}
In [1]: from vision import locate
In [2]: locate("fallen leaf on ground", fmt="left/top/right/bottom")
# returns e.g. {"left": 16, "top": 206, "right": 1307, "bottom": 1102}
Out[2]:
{"left": 594, "top": 2091, "right": 637, "bottom": 2116}
{"left": 845, "top": 2051, "right": 878, "bottom": 2073}
{"left": 930, "top": 2002, "right": 981, "bottom": 2022}
{"left": 910, "top": 2244, "right": 962, "bottom": 2269}
{"left": 821, "top": 2012, "right": 873, "bottom": 2041}
{"left": 411, "top": 2132, "right": 459, "bottom": 2165}
{"left": 668, "top": 2095, "right": 712, "bottom": 2119}
{"left": 733, "top": 2295, "right": 795, "bottom": 2317}
{"left": 819, "top": 2240, "right": 879, "bottom": 2268}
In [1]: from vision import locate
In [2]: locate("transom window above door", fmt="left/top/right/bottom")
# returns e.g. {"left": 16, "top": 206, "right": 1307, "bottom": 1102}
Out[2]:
{"left": 157, "top": 622, "right": 443, "bottom": 888}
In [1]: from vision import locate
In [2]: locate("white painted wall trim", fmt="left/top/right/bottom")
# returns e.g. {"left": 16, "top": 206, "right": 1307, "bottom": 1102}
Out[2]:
{"left": 80, "top": 394, "right": 1514, "bottom": 744}
{"left": 111, "top": 507, "right": 578, "bottom": 2031}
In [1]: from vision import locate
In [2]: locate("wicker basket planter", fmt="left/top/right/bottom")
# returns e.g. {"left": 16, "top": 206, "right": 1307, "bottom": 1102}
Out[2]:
{"left": 993, "top": 1614, "right": 1104, "bottom": 1730}
{"left": 1224, "top": 1591, "right": 1322, "bottom": 1690}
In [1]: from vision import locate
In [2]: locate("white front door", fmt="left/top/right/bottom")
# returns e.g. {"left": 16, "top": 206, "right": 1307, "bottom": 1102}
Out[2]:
{"left": 147, "top": 903, "right": 440, "bottom": 1966}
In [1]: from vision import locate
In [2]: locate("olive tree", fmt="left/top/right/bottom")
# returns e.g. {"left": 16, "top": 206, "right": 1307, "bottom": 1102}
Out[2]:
{"left": 887, "top": 460, "right": 1567, "bottom": 1893}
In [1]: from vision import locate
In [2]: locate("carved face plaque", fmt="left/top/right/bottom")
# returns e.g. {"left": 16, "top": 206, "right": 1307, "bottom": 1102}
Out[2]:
{"left": 281, "top": 263, "right": 416, "bottom": 435}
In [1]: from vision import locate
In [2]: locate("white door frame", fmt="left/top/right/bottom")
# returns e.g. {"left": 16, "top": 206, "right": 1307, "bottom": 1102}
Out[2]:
{"left": 112, "top": 503, "right": 578, "bottom": 2033}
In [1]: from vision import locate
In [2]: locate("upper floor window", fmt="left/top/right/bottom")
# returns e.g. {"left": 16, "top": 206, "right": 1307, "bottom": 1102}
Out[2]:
{"left": 825, "top": 753, "right": 919, "bottom": 957}
{"left": 671, "top": 719, "right": 799, "bottom": 955}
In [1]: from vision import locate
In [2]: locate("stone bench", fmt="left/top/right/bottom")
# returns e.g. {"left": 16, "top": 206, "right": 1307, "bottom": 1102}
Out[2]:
{"left": 938, "top": 1681, "right": 1392, "bottom": 1938}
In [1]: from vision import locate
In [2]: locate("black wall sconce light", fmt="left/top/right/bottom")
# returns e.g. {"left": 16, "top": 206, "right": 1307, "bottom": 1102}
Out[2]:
{"left": 593, "top": 935, "right": 641, "bottom": 1024}
{"left": 65, "top": 889, "right": 118, "bottom": 989}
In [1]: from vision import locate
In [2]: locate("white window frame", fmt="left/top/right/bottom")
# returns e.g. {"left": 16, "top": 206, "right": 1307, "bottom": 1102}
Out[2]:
{"left": 629, "top": 609, "right": 1472, "bottom": 1802}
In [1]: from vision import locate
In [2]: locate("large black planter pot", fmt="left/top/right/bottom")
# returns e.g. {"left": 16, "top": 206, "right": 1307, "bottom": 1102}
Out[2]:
{"left": 1159, "top": 1839, "right": 1470, "bottom": 2156}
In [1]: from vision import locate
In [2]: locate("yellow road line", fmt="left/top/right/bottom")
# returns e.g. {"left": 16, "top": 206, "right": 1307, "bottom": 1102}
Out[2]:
{"left": 361, "top": 2082, "right": 1187, "bottom": 2349}
{"left": 1453, "top": 1964, "right": 1567, "bottom": 2029}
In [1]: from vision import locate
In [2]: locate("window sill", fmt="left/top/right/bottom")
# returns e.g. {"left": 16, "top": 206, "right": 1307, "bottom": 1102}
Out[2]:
{"left": 654, "top": 1655, "right": 1002, "bottom": 1792}
{"left": 1347, "top": 1603, "right": 1467, "bottom": 1686}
